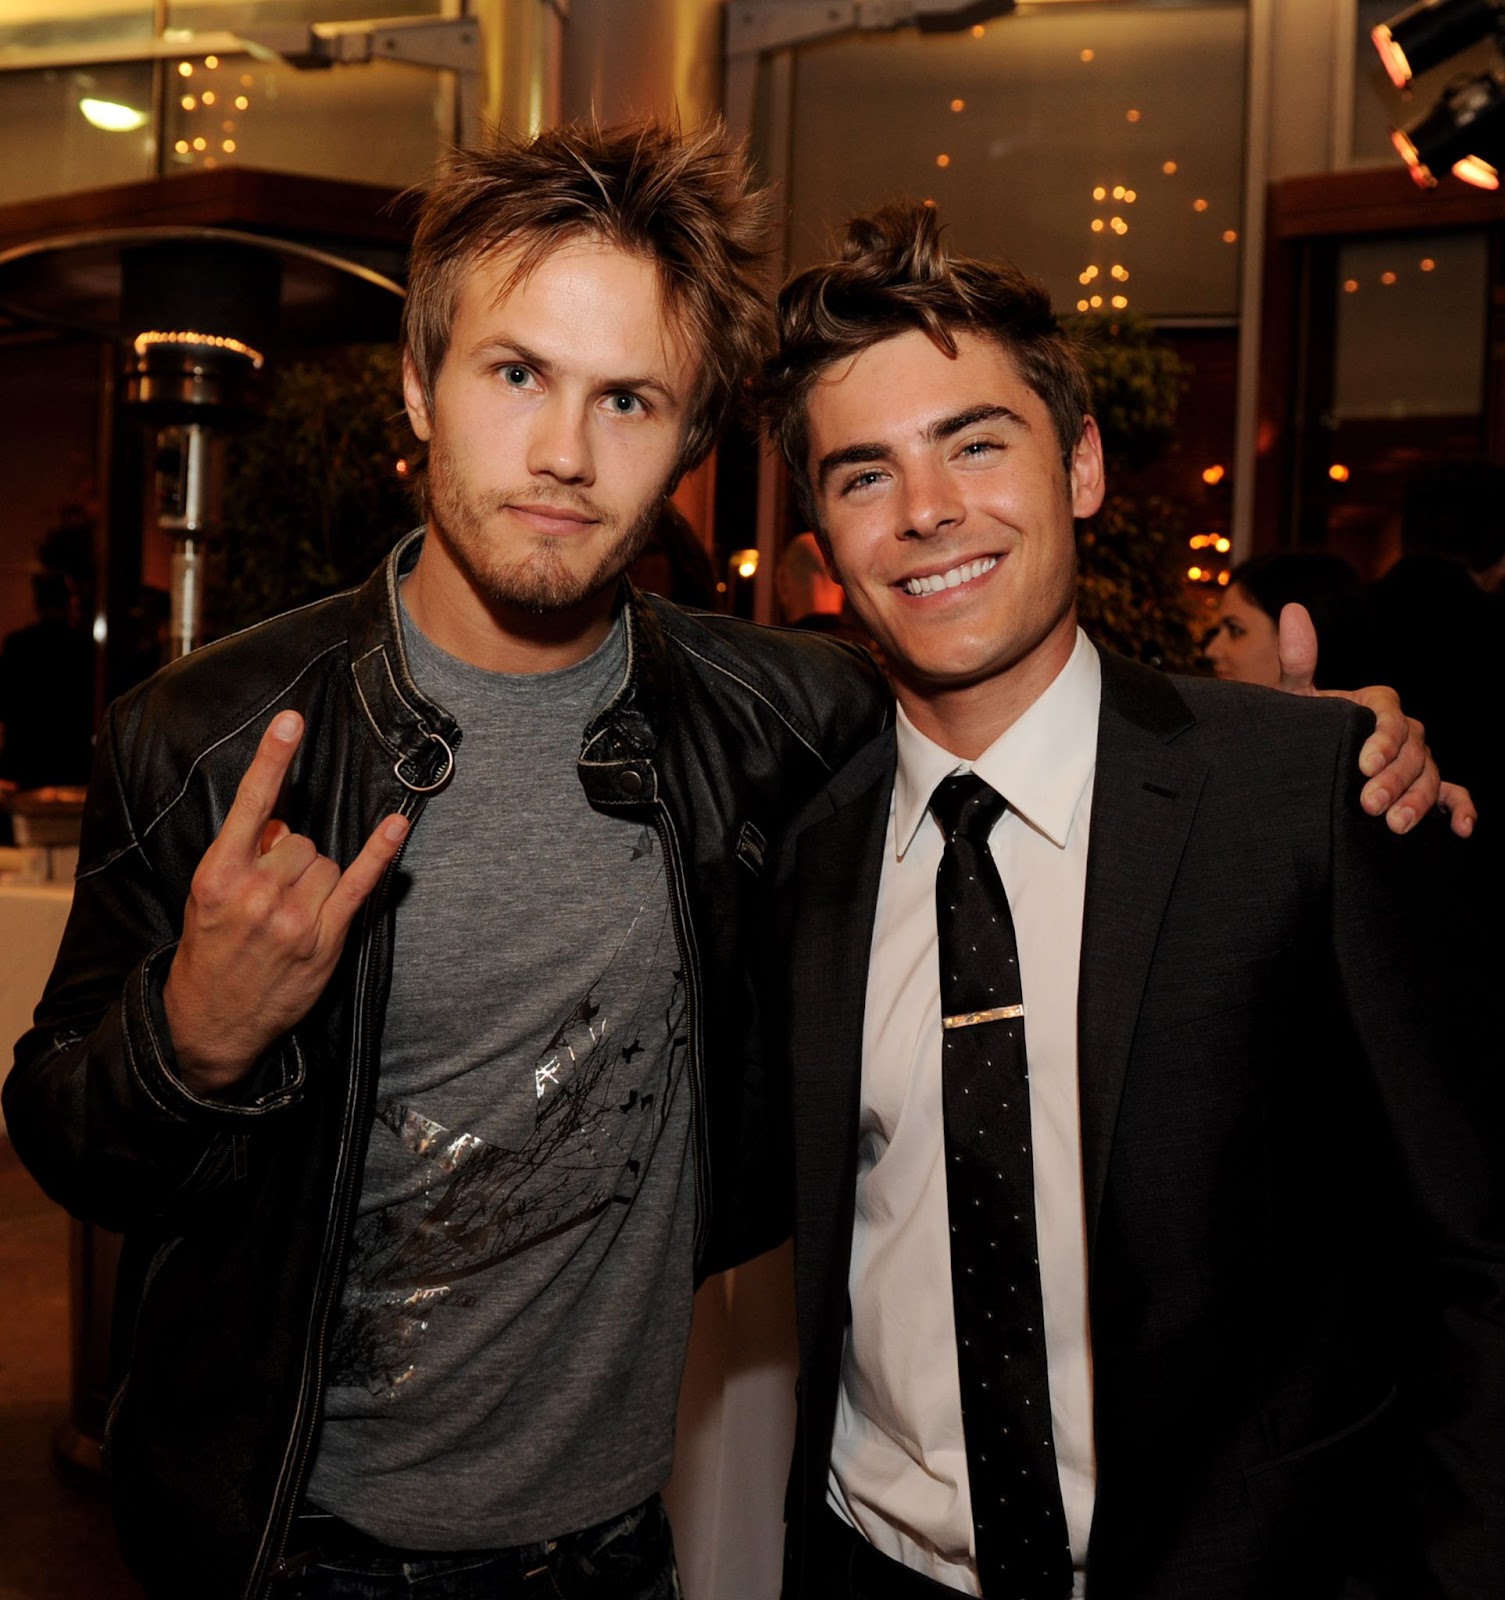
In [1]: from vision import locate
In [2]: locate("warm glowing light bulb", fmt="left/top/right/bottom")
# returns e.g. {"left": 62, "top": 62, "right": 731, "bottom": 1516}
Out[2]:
{"left": 181, "top": 95, "right": 195, "bottom": 111}
{"left": 1111, "top": 265, "right": 1127, "bottom": 281}
{"left": 1093, "top": 186, "right": 1107, "bottom": 200}
{"left": 1454, "top": 155, "right": 1500, "bottom": 189}
{"left": 222, "top": 139, "right": 236, "bottom": 153}
{"left": 1090, "top": 295, "right": 1103, "bottom": 308}
{"left": 1188, "top": 567, "right": 1203, "bottom": 581}
{"left": 951, "top": 98, "right": 965, "bottom": 113}
{"left": 1081, "top": 49, "right": 1095, "bottom": 63}
{"left": 1091, "top": 219, "right": 1105, "bottom": 233}
{"left": 1215, "top": 537, "right": 1231, "bottom": 553}
{"left": 205, "top": 55, "right": 219, "bottom": 69}
{"left": 1420, "top": 257, "right": 1436, "bottom": 272}
{"left": 1380, "top": 270, "right": 1397, "bottom": 285}
{"left": 178, "top": 61, "right": 193, "bottom": 77}
{"left": 936, "top": 153, "right": 951, "bottom": 168}
{"left": 192, "top": 136, "right": 207, "bottom": 151}
{"left": 1222, "top": 229, "right": 1238, "bottom": 244}
{"left": 174, "top": 139, "right": 189, "bottom": 154}
{"left": 1343, "top": 279, "right": 1359, "bottom": 294}
{"left": 1077, "top": 299, "right": 1090, "bottom": 312}
{"left": 733, "top": 549, "right": 759, "bottom": 579}
{"left": 1218, "top": 571, "right": 1230, "bottom": 586}
{"left": 971, "top": 23, "right": 985, "bottom": 38}
{"left": 1112, "top": 185, "right": 1125, "bottom": 200}
{"left": 1111, "top": 295, "right": 1128, "bottom": 309}
{"left": 1162, "top": 160, "right": 1178, "bottom": 175}
{"left": 202, "top": 90, "right": 216, "bottom": 106}
{"left": 1329, "top": 463, "right": 1350, "bottom": 483}
{"left": 235, "top": 95, "right": 249, "bottom": 110}
{"left": 1202, "top": 465, "right": 1226, "bottom": 486}
{"left": 1126, "top": 109, "right": 1141, "bottom": 123}
{"left": 80, "top": 97, "right": 150, "bottom": 132}
{"left": 1124, "top": 189, "right": 1136, "bottom": 203}
{"left": 1193, "top": 197, "right": 1208, "bottom": 212}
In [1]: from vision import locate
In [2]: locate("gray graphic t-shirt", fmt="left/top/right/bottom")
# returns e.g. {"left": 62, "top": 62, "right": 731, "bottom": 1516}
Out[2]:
{"left": 305, "top": 600, "right": 694, "bottom": 1547}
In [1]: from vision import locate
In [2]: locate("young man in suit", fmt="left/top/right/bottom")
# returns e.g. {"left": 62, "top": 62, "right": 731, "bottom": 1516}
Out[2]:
{"left": 761, "top": 204, "right": 1502, "bottom": 1600}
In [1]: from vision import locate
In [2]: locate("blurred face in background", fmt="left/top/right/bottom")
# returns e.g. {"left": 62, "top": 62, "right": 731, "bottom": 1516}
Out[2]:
{"left": 1204, "top": 582, "right": 1280, "bottom": 687}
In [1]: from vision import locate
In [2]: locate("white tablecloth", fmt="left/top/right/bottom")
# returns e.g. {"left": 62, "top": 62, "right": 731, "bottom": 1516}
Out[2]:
{"left": 0, "top": 880, "right": 73, "bottom": 1130}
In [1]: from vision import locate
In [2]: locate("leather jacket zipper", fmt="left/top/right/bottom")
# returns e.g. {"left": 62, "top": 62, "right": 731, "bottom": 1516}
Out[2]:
{"left": 652, "top": 803, "right": 710, "bottom": 1263}
{"left": 248, "top": 789, "right": 427, "bottom": 1599}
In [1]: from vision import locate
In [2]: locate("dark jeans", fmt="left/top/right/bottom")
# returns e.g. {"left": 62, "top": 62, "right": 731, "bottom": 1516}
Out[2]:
{"left": 278, "top": 1495, "right": 681, "bottom": 1599}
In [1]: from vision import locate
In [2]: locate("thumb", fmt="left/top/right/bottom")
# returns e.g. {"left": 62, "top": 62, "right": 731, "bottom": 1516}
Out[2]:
{"left": 1275, "top": 602, "right": 1319, "bottom": 697}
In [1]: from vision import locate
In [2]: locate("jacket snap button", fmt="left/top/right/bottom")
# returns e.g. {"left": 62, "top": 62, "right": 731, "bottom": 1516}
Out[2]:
{"left": 619, "top": 768, "right": 644, "bottom": 796}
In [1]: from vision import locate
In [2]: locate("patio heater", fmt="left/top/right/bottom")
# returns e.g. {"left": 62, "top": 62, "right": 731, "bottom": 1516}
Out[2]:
{"left": 0, "top": 226, "right": 403, "bottom": 656}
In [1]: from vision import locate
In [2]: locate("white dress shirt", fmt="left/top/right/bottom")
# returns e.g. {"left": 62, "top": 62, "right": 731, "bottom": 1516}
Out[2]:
{"left": 828, "top": 629, "right": 1101, "bottom": 1597}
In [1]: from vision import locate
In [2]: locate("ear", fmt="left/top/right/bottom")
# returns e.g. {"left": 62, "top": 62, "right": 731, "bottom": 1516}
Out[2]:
{"left": 401, "top": 350, "right": 434, "bottom": 443}
{"left": 1069, "top": 416, "right": 1106, "bottom": 519}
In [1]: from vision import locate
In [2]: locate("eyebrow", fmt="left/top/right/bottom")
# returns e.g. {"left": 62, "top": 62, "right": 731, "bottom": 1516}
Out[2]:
{"left": 815, "top": 402, "right": 1028, "bottom": 489}
{"left": 468, "top": 336, "right": 683, "bottom": 409}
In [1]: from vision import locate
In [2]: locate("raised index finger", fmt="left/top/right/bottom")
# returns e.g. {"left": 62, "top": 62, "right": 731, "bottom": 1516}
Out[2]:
{"left": 216, "top": 711, "right": 305, "bottom": 860}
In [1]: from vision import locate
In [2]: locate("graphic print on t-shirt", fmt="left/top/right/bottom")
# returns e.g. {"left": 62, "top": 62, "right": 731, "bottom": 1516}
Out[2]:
{"left": 326, "top": 840, "right": 687, "bottom": 1402}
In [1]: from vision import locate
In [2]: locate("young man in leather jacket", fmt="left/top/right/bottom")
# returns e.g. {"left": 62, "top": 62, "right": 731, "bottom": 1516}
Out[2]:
{"left": 3, "top": 121, "right": 892, "bottom": 1600}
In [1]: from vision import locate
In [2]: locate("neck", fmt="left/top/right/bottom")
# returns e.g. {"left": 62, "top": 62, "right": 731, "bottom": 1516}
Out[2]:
{"left": 403, "top": 536, "right": 617, "bottom": 674}
{"left": 895, "top": 615, "right": 1078, "bottom": 761}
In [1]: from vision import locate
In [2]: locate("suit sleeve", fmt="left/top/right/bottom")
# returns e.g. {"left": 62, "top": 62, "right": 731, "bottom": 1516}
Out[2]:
{"left": 1328, "top": 706, "right": 1505, "bottom": 1597}
{"left": 2, "top": 698, "right": 306, "bottom": 1234}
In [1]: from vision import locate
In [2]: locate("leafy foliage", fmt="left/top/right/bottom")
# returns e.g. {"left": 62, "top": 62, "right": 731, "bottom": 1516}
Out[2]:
{"left": 212, "top": 346, "right": 415, "bottom": 639}
{"left": 1071, "top": 314, "right": 1202, "bottom": 671}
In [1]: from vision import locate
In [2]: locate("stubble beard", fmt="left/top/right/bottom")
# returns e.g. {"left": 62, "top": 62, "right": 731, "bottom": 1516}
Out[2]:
{"left": 425, "top": 435, "right": 667, "bottom": 615}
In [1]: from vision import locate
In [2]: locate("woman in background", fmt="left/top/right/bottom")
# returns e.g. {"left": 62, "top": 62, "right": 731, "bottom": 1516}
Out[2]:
{"left": 1205, "top": 551, "right": 1370, "bottom": 689}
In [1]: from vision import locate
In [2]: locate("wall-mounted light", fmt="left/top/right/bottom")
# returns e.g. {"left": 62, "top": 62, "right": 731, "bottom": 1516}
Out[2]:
{"left": 1392, "top": 70, "right": 1505, "bottom": 187}
{"left": 1373, "top": 0, "right": 1503, "bottom": 89}
{"left": 79, "top": 97, "right": 149, "bottom": 132}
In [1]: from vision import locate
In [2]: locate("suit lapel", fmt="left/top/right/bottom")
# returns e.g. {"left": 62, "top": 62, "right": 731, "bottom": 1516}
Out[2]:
{"left": 785, "top": 730, "right": 895, "bottom": 1366}
{"left": 1078, "top": 651, "right": 1207, "bottom": 1254}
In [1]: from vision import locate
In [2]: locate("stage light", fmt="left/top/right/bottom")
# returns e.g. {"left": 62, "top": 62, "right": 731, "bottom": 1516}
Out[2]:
{"left": 1373, "top": 0, "right": 1503, "bottom": 89}
{"left": 1392, "top": 70, "right": 1505, "bottom": 186}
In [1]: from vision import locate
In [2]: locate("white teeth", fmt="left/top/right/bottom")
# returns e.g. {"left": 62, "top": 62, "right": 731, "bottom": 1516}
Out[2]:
{"left": 900, "top": 556, "right": 997, "bottom": 596}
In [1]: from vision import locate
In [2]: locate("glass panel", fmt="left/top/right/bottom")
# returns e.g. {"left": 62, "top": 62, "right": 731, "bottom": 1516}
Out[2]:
{"left": 1352, "top": 0, "right": 1503, "bottom": 168}
{"left": 0, "top": 63, "right": 156, "bottom": 205}
{"left": 784, "top": 2, "right": 1247, "bottom": 319}
{"left": 166, "top": 0, "right": 446, "bottom": 28}
{"left": 1333, "top": 234, "right": 1487, "bottom": 419}
{"left": 162, "top": 51, "right": 448, "bottom": 188}
{"left": 1313, "top": 231, "right": 1487, "bottom": 576}
{"left": 0, "top": 3, "right": 153, "bottom": 55}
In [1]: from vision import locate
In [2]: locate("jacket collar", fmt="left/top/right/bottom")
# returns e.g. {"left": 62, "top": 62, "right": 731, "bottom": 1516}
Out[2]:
{"left": 351, "top": 530, "right": 665, "bottom": 800}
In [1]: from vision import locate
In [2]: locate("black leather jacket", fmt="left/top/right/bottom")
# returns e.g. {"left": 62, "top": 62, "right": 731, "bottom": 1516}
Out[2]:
{"left": 3, "top": 531, "right": 890, "bottom": 1600}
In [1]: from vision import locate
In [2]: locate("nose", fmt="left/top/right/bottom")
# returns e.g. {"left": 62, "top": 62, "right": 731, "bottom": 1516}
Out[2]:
{"left": 1204, "top": 627, "right": 1228, "bottom": 670}
{"left": 899, "top": 457, "right": 963, "bottom": 539}
{"left": 527, "top": 395, "right": 594, "bottom": 485}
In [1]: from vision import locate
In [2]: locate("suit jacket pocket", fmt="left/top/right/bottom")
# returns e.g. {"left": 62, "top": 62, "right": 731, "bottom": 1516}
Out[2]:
{"left": 1243, "top": 1388, "right": 1399, "bottom": 1580}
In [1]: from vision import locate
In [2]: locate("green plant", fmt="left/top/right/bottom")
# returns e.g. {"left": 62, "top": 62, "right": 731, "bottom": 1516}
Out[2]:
{"left": 212, "top": 346, "right": 415, "bottom": 638}
{"left": 1070, "top": 314, "right": 1202, "bottom": 671}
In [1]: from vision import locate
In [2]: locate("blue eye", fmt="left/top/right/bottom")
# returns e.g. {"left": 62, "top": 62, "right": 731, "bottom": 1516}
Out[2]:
{"left": 606, "top": 391, "right": 644, "bottom": 415}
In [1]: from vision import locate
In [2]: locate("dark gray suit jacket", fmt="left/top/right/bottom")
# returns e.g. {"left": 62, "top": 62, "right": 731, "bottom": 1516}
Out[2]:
{"left": 771, "top": 648, "right": 1503, "bottom": 1599}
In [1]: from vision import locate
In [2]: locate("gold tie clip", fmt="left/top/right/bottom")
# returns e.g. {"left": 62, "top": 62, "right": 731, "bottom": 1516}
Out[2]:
{"left": 942, "top": 1004, "right": 1025, "bottom": 1030}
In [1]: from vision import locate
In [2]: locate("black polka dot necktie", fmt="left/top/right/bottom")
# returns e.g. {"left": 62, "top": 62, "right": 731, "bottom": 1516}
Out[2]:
{"left": 931, "top": 772, "right": 1071, "bottom": 1600}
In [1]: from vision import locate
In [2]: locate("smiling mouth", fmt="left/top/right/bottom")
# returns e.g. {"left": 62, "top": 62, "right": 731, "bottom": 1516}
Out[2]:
{"left": 899, "top": 556, "right": 998, "bottom": 596}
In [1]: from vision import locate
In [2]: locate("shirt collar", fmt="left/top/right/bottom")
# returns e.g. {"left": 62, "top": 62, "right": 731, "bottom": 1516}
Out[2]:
{"left": 892, "top": 628, "right": 1102, "bottom": 860}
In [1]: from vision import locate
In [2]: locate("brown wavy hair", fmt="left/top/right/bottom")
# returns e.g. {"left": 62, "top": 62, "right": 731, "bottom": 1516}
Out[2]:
{"left": 402, "top": 118, "right": 773, "bottom": 480}
{"left": 764, "top": 202, "right": 1092, "bottom": 526}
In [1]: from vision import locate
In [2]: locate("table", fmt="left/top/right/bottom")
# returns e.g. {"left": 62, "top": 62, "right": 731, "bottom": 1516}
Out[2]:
{"left": 0, "top": 880, "right": 73, "bottom": 1129}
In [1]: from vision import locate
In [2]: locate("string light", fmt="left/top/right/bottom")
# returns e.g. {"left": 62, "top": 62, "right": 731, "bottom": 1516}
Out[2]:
{"left": 1162, "top": 160, "right": 1178, "bottom": 174}
{"left": 1420, "top": 256, "right": 1436, "bottom": 271}
{"left": 951, "top": 98, "right": 966, "bottom": 113}
{"left": 1093, "top": 185, "right": 1107, "bottom": 200}
{"left": 202, "top": 90, "right": 216, "bottom": 106}
{"left": 1126, "top": 108, "right": 1141, "bottom": 123}
{"left": 1091, "top": 218, "right": 1105, "bottom": 233}
{"left": 1202, "top": 465, "right": 1226, "bottom": 485}
{"left": 1344, "top": 278, "right": 1360, "bottom": 293}
{"left": 1329, "top": 463, "right": 1350, "bottom": 483}
{"left": 178, "top": 61, "right": 193, "bottom": 77}
{"left": 1222, "top": 229, "right": 1238, "bottom": 243}
{"left": 204, "top": 55, "right": 219, "bottom": 69}
{"left": 181, "top": 95, "right": 195, "bottom": 111}
{"left": 1111, "top": 294, "right": 1128, "bottom": 308}
{"left": 1077, "top": 298, "right": 1090, "bottom": 312}
{"left": 971, "top": 23, "right": 985, "bottom": 38}
{"left": 1193, "top": 197, "right": 1209, "bottom": 212}
{"left": 1380, "top": 270, "right": 1397, "bottom": 285}
{"left": 1081, "top": 49, "right": 1095, "bottom": 63}
{"left": 133, "top": 329, "right": 265, "bottom": 368}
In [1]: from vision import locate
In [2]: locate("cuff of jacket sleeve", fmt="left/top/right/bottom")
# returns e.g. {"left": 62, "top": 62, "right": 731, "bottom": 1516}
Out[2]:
{"left": 127, "top": 943, "right": 307, "bottom": 1119}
